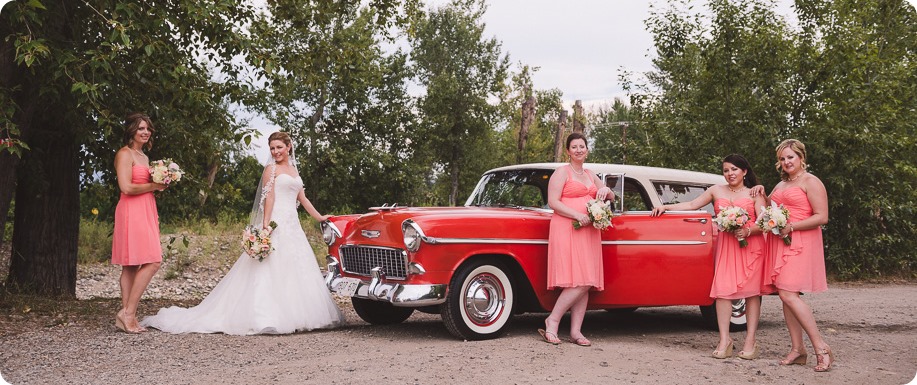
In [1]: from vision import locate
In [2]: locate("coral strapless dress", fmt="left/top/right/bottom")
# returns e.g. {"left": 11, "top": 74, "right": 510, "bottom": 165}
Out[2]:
{"left": 762, "top": 187, "right": 827, "bottom": 293}
{"left": 709, "top": 198, "right": 765, "bottom": 299}
{"left": 547, "top": 172, "right": 604, "bottom": 291}
{"left": 111, "top": 165, "right": 162, "bottom": 266}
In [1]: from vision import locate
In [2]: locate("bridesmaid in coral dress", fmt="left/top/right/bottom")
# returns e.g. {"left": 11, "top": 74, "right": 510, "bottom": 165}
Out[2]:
{"left": 651, "top": 154, "right": 767, "bottom": 360}
{"left": 111, "top": 113, "right": 167, "bottom": 333}
{"left": 762, "top": 139, "right": 834, "bottom": 372}
{"left": 539, "top": 133, "right": 614, "bottom": 347}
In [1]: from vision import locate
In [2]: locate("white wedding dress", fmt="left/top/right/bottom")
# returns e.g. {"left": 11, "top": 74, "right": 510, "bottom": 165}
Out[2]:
{"left": 141, "top": 173, "right": 343, "bottom": 335}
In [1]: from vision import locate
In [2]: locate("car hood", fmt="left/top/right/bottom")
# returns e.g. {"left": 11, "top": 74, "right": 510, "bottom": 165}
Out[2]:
{"left": 339, "top": 206, "right": 553, "bottom": 247}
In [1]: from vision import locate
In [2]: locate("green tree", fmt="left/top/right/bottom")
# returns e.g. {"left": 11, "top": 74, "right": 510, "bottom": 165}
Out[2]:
{"left": 588, "top": 97, "right": 637, "bottom": 164}
{"left": 1, "top": 0, "right": 256, "bottom": 296}
{"left": 410, "top": 0, "right": 510, "bottom": 205}
{"left": 790, "top": 0, "right": 917, "bottom": 277}
{"left": 494, "top": 65, "right": 565, "bottom": 166}
{"left": 247, "top": 0, "right": 423, "bottom": 212}
{"left": 630, "top": 0, "right": 916, "bottom": 278}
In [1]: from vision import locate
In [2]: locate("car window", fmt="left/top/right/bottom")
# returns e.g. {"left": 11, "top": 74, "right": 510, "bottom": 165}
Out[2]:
{"left": 652, "top": 181, "right": 715, "bottom": 214}
{"left": 467, "top": 169, "right": 552, "bottom": 208}
{"left": 604, "top": 176, "right": 652, "bottom": 212}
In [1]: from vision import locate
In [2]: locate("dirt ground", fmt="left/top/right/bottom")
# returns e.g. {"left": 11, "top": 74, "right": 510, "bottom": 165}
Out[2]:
{"left": 2, "top": 279, "right": 916, "bottom": 385}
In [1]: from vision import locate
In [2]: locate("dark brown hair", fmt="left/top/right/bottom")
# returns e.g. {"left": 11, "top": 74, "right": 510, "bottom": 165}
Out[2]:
{"left": 722, "top": 154, "right": 759, "bottom": 188}
{"left": 123, "top": 113, "right": 155, "bottom": 151}
{"left": 565, "top": 132, "right": 588, "bottom": 149}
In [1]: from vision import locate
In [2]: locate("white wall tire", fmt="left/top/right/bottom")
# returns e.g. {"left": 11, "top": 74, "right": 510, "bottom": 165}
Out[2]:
{"left": 441, "top": 262, "right": 515, "bottom": 340}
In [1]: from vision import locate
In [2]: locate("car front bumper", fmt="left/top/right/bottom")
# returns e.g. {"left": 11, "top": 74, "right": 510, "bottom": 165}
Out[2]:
{"left": 324, "top": 256, "right": 447, "bottom": 307}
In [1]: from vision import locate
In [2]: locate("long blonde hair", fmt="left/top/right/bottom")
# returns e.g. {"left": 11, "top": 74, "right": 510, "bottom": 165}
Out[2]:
{"left": 775, "top": 139, "right": 808, "bottom": 181}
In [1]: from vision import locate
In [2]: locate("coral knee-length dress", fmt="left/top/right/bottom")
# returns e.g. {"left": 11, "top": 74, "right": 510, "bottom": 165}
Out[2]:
{"left": 111, "top": 165, "right": 162, "bottom": 266}
{"left": 709, "top": 198, "right": 766, "bottom": 300}
{"left": 762, "top": 187, "right": 827, "bottom": 293}
{"left": 547, "top": 169, "right": 604, "bottom": 291}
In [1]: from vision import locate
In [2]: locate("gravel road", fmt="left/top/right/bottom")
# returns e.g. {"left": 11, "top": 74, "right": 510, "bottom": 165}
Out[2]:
{"left": 1, "top": 251, "right": 916, "bottom": 384}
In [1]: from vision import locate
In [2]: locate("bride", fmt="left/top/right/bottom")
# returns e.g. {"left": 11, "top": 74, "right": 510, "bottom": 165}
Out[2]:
{"left": 141, "top": 132, "right": 343, "bottom": 335}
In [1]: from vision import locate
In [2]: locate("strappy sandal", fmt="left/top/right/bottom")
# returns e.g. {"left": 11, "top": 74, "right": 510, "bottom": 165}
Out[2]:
{"left": 537, "top": 329, "right": 561, "bottom": 345}
{"left": 569, "top": 337, "right": 592, "bottom": 347}
{"left": 814, "top": 346, "right": 835, "bottom": 372}
{"left": 779, "top": 349, "right": 807, "bottom": 365}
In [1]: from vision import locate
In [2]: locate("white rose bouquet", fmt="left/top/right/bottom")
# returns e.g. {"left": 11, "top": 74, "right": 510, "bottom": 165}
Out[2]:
{"left": 573, "top": 199, "right": 614, "bottom": 230}
{"left": 757, "top": 202, "right": 791, "bottom": 245}
{"left": 242, "top": 221, "right": 277, "bottom": 262}
{"left": 150, "top": 158, "right": 184, "bottom": 185}
{"left": 713, "top": 206, "right": 751, "bottom": 247}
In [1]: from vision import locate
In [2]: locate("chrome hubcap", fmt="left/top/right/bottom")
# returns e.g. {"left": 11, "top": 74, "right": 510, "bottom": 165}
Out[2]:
{"left": 463, "top": 273, "right": 505, "bottom": 326}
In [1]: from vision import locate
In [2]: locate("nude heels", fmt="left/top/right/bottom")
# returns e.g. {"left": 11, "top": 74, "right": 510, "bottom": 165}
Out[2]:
{"left": 712, "top": 341, "right": 733, "bottom": 359}
{"left": 737, "top": 343, "right": 759, "bottom": 360}
{"left": 814, "top": 346, "right": 835, "bottom": 372}
{"left": 779, "top": 349, "right": 808, "bottom": 366}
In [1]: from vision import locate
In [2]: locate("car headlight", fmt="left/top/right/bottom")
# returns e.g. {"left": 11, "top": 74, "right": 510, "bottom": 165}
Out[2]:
{"left": 402, "top": 220, "right": 424, "bottom": 252}
{"left": 321, "top": 221, "right": 341, "bottom": 246}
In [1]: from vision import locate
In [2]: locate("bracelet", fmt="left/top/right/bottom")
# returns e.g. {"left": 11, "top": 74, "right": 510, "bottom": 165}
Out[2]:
{"left": 789, "top": 222, "right": 795, "bottom": 232}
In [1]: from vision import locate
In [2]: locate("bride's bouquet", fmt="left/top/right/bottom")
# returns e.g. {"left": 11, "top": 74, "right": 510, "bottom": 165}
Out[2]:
{"left": 242, "top": 221, "right": 277, "bottom": 262}
{"left": 150, "top": 158, "right": 184, "bottom": 185}
{"left": 757, "top": 202, "right": 792, "bottom": 245}
{"left": 573, "top": 199, "right": 614, "bottom": 230}
{"left": 713, "top": 206, "right": 751, "bottom": 247}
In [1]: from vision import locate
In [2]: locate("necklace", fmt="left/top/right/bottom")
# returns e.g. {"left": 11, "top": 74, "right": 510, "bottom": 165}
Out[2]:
{"left": 571, "top": 165, "right": 585, "bottom": 175}
{"left": 788, "top": 171, "right": 806, "bottom": 182}
{"left": 729, "top": 185, "right": 746, "bottom": 193}
{"left": 129, "top": 146, "right": 147, "bottom": 158}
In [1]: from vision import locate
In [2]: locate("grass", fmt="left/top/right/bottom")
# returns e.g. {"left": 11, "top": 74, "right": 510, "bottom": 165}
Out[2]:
{"left": 77, "top": 215, "right": 329, "bottom": 273}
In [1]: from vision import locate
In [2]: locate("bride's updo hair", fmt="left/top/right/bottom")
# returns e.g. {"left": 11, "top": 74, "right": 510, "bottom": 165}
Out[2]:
{"left": 268, "top": 131, "right": 292, "bottom": 148}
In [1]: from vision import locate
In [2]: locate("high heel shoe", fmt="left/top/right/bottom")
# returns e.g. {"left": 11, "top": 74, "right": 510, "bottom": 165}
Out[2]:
{"left": 814, "top": 346, "right": 835, "bottom": 372}
{"left": 737, "top": 343, "right": 759, "bottom": 360}
{"left": 712, "top": 341, "right": 734, "bottom": 359}
{"left": 779, "top": 349, "right": 808, "bottom": 365}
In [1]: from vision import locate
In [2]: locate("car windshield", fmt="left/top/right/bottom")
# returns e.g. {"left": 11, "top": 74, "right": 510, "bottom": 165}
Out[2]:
{"left": 465, "top": 169, "right": 553, "bottom": 209}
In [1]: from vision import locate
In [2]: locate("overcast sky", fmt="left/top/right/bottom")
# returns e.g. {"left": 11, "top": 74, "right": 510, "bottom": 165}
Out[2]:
{"left": 239, "top": 0, "right": 917, "bottom": 159}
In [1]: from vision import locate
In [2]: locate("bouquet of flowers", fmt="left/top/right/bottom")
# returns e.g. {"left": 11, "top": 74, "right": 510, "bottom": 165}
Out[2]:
{"left": 150, "top": 158, "right": 184, "bottom": 185}
{"left": 757, "top": 202, "right": 791, "bottom": 245}
{"left": 242, "top": 221, "right": 277, "bottom": 262}
{"left": 713, "top": 206, "right": 751, "bottom": 247}
{"left": 573, "top": 199, "right": 614, "bottom": 230}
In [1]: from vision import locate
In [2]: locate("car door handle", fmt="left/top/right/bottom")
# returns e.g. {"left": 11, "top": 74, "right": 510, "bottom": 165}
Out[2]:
{"left": 683, "top": 218, "right": 708, "bottom": 224}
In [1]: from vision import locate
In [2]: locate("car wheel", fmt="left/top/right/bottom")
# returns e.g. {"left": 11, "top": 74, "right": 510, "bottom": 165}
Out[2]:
{"left": 700, "top": 298, "right": 748, "bottom": 332}
{"left": 441, "top": 261, "right": 515, "bottom": 340}
{"left": 351, "top": 297, "right": 414, "bottom": 325}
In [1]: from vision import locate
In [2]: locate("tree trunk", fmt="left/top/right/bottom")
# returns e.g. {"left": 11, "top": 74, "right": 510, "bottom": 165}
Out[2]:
{"left": 7, "top": 124, "right": 80, "bottom": 296}
{"left": 553, "top": 109, "right": 567, "bottom": 162}
{"left": 0, "top": 152, "right": 17, "bottom": 245}
{"left": 198, "top": 158, "right": 221, "bottom": 206}
{"left": 517, "top": 93, "right": 535, "bottom": 164}
{"left": 572, "top": 100, "right": 585, "bottom": 134}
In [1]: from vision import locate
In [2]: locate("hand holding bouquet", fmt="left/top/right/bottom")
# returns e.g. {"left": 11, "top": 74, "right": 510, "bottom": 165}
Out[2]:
{"left": 757, "top": 202, "right": 791, "bottom": 245}
{"left": 573, "top": 199, "right": 614, "bottom": 230}
{"left": 150, "top": 158, "right": 184, "bottom": 185}
{"left": 713, "top": 206, "right": 751, "bottom": 247}
{"left": 242, "top": 221, "right": 277, "bottom": 262}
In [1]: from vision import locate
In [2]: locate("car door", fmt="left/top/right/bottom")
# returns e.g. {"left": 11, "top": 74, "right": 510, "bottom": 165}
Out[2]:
{"left": 591, "top": 175, "right": 715, "bottom": 307}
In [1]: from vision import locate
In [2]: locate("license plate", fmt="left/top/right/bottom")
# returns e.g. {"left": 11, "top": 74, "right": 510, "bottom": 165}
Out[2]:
{"left": 336, "top": 277, "right": 361, "bottom": 297}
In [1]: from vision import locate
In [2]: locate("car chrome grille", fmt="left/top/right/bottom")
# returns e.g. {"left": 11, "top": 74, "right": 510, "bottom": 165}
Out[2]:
{"left": 339, "top": 245, "right": 408, "bottom": 280}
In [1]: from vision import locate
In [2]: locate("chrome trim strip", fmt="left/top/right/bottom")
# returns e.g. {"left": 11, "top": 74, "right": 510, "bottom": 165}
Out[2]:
{"left": 421, "top": 237, "right": 707, "bottom": 245}
{"left": 602, "top": 240, "right": 707, "bottom": 245}
{"left": 426, "top": 237, "right": 549, "bottom": 245}
{"left": 325, "top": 256, "right": 446, "bottom": 306}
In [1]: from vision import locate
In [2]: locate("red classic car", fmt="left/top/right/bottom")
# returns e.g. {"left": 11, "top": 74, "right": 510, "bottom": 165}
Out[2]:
{"left": 322, "top": 163, "right": 745, "bottom": 340}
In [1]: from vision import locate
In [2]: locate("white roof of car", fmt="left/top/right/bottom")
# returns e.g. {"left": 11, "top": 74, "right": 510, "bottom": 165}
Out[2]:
{"left": 486, "top": 162, "right": 725, "bottom": 185}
